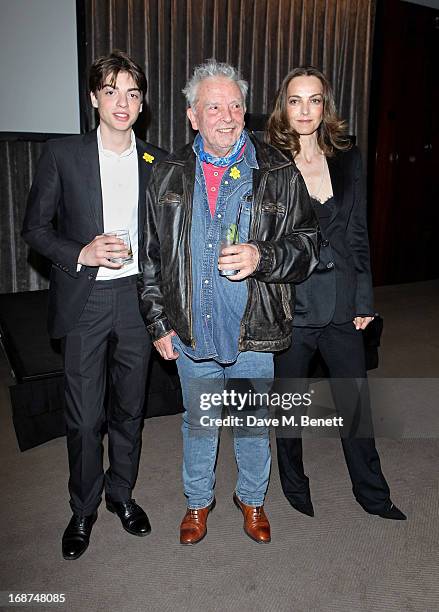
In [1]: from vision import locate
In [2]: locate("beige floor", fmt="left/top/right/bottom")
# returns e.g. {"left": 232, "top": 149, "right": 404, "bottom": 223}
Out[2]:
{"left": 0, "top": 280, "right": 438, "bottom": 612}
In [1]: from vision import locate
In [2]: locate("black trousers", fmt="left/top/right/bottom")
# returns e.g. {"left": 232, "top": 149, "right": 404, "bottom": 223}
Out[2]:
{"left": 275, "top": 321, "right": 391, "bottom": 513}
{"left": 62, "top": 276, "right": 151, "bottom": 515}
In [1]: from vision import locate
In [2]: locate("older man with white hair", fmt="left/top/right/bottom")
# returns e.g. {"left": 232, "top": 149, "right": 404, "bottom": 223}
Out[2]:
{"left": 139, "top": 59, "right": 320, "bottom": 544}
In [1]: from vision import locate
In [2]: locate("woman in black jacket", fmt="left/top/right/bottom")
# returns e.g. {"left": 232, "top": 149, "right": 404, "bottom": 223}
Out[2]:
{"left": 267, "top": 67, "right": 405, "bottom": 520}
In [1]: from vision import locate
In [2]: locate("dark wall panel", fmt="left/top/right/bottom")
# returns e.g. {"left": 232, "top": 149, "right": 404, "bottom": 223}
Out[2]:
{"left": 1, "top": 0, "right": 375, "bottom": 293}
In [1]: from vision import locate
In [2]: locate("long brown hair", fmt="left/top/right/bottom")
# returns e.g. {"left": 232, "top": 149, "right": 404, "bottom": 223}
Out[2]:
{"left": 266, "top": 66, "right": 351, "bottom": 158}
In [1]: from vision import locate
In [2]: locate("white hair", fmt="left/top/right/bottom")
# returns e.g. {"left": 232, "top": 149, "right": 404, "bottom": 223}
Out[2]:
{"left": 182, "top": 58, "right": 248, "bottom": 109}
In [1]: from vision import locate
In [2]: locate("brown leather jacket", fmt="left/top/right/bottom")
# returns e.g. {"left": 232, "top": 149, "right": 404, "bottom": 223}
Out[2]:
{"left": 138, "top": 132, "right": 320, "bottom": 352}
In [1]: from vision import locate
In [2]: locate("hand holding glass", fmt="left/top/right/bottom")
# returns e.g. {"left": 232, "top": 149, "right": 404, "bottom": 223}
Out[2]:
{"left": 105, "top": 229, "right": 133, "bottom": 265}
{"left": 219, "top": 223, "right": 240, "bottom": 277}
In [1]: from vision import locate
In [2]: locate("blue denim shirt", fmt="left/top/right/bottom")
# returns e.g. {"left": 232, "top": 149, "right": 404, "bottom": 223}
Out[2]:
{"left": 174, "top": 134, "right": 258, "bottom": 363}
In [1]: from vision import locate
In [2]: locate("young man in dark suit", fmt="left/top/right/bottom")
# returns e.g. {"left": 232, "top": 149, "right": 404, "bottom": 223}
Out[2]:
{"left": 22, "top": 50, "right": 166, "bottom": 560}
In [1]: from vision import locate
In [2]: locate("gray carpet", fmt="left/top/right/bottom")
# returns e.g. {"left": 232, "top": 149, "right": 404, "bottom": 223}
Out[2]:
{"left": 0, "top": 280, "right": 438, "bottom": 612}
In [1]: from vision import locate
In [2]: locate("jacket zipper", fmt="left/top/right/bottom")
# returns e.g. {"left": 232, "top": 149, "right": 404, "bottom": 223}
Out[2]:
{"left": 183, "top": 173, "right": 195, "bottom": 348}
{"left": 238, "top": 170, "right": 269, "bottom": 348}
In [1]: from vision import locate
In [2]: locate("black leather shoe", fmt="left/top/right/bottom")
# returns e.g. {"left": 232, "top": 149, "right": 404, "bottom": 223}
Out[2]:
{"left": 288, "top": 499, "right": 315, "bottom": 517}
{"left": 106, "top": 498, "right": 151, "bottom": 536}
{"left": 376, "top": 503, "right": 407, "bottom": 521}
{"left": 62, "top": 512, "right": 97, "bottom": 560}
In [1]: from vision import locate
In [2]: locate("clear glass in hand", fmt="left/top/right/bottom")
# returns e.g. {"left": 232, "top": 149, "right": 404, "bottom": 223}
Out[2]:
{"left": 219, "top": 222, "right": 239, "bottom": 277}
{"left": 106, "top": 229, "right": 133, "bottom": 265}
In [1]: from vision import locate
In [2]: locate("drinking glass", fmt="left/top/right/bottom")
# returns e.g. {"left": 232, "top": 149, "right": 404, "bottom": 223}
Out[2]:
{"left": 106, "top": 229, "right": 133, "bottom": 265}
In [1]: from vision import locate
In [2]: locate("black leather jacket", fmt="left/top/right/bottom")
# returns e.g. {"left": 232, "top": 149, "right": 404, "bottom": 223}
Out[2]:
{"left": 138, "top": 132, "right": 320, "bottom": 352}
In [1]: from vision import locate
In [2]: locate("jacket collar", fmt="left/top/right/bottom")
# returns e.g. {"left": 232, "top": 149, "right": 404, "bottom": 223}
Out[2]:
{"left": 79, "top": 129, "right": 103, "bottom": 232}
{"left": 82, "top": 128, "right": 99, "bottom": 146}
{"left": 327, "top": 152, "right": 345, "bottom": 224}
{"left": 247, "top": 130, "right": 293, "bottom": 171}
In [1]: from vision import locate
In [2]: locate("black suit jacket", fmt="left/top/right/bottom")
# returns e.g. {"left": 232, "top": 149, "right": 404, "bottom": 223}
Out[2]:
{"left": 22, "top": 129, "right": 167, "bottom": 338}
{"left": 293, "top": 146, "right": 374, "bottom": 327}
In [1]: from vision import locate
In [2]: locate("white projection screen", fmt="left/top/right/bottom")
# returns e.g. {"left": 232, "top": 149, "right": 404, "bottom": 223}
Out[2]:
{"left": 0, "top": 0, "right": 81, "bottom": 135}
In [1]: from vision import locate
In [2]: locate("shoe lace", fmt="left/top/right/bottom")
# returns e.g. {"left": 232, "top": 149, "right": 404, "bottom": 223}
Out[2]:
{"left": 188, "top": 508, "right": 200, "bottom": 518}
{"left": 124, "top": 499, "right": 138, "bottom": 512}
{"left": 70, "top": 514, "right": 93, "bottom": 533}
{"left": 249, "top": 506, "right": 265, "bottom": 524}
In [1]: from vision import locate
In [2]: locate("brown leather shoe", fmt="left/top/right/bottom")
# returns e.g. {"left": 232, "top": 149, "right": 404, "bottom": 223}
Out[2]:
{"left": 233, "top": 493, "right": 271, "bottom": 543}
{"left": 180, "top": 499, "right": 216, "bottom": 545}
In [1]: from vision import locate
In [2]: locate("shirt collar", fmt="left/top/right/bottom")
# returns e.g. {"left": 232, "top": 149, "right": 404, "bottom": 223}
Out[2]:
{"left": 241, "top": 133, "right": 258, "bottom": 170}
{"left": 97, "top": 125, "right": 136, "bottom": 158}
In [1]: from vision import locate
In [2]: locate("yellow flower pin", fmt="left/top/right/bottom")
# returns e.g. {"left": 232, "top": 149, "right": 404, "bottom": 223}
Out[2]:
{"left": 229, "top": 166, "right": 241, "bottom": 180}
{"left": 143, "top": 152, "right": 155, "bottom": 164}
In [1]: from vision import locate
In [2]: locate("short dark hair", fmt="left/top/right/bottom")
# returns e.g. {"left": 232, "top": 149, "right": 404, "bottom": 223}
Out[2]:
{"left": 89, "top": 50, "right": 147, "bottom": 97}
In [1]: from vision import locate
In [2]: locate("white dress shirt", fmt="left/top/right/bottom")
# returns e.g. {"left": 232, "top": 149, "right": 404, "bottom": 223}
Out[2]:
{"left": 96, "top": 126, "right": 139, "bottom": 280}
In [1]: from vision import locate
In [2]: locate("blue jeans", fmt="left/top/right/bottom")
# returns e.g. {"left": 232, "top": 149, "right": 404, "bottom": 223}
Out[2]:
{"left": 175, "top": 349, "right": 273, "bottom": 509}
